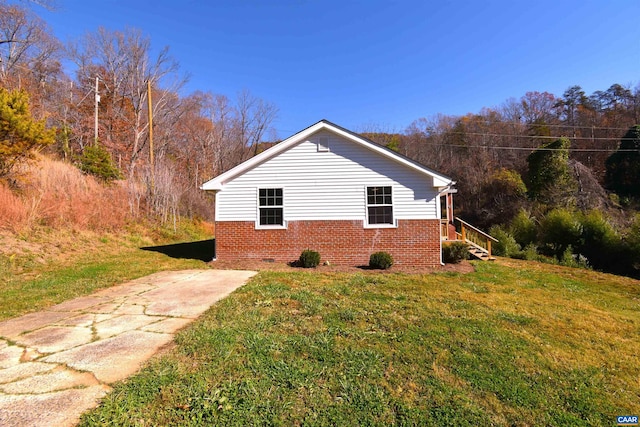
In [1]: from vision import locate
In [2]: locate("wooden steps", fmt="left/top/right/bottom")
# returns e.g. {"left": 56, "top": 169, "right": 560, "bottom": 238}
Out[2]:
{"left": 452, "top": 217, "right": 498, "bottom": 262}
{"left": 467, "top": 242, "right": 496, "bottom": 262}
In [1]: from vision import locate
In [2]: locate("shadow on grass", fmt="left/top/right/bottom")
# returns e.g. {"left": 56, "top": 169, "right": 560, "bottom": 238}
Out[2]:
{"left": 141, "top": 239, "right": 215, "bottom": 262}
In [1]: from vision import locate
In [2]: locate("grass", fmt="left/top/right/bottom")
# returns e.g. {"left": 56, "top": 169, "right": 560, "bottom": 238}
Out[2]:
{"left": 0, "top": 222, "right": 212, "bottom": 320}
{"left": 79, "top": 259, "right": 640, "bottom": 426}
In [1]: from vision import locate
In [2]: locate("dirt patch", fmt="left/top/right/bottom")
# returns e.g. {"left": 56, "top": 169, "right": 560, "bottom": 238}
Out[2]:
{"left": 210, "top": 259, "right": 475, "bottom": 275}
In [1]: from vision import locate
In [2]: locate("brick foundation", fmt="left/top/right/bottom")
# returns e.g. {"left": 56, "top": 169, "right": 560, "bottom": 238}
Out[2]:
{"left": 215, "top": 219, "right": 442, "bottom": 267}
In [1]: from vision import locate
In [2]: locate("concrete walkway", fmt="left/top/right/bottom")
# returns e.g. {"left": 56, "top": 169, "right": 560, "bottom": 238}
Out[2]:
{"left": 0, "top": 269, "right": 256, "bottom": 427}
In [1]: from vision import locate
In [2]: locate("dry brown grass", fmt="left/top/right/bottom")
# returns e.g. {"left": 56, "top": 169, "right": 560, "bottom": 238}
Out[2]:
{"left": 0, "top": 183, "right": 28, "bottom": 231}
{"left": 0, "top": 156, "right": 130, "bottom": 232}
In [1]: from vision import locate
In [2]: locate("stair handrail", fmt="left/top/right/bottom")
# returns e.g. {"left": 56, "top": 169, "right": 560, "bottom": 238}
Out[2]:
{"left": 455, "top": 217, "right": 498, "bottom": 259}
{"left": 454, "top": 217, "right": 498, "bottom": 243}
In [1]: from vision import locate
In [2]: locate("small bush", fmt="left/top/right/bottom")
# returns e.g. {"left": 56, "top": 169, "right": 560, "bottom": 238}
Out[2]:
{"left": 369, "top": 251, "right": 394, "bottom": 269}
{"left": 539, "top": 209, "right": 582, "bottom": 259}
{"left": 577, "top": 210, "right": 619, "bottom": 270}
{"left": 489, "top": 225, "right": 520, "bottom": 257}
{"left": 442, "top": 242, "right": 469, "bottom": 264}
{"left": 299, "top": 249, "right": 321, "bottom": 268}
{"left": 559, "top": 245, "right": 590, "bottom": 269}
{"left": 510, "top": 209, "right": 537, "bottom": 247}
{"left": 512, "top": 243, "right": 555, "bottom": 264}
{"left": 78, "top": 144, "right": 122, "bottom": 182}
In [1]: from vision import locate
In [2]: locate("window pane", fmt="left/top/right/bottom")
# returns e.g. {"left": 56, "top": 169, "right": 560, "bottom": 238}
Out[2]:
{"left": 368, "top": 206, "right": 393, "bottom": 224}
{"left": 367, "top": 186, "right": 391, "bottom": 206}
{"left": 260, "top": 208, "right": 283, "bottom": 225}
{"left": 259, "top": 188, "right": 283, "bottom": 207}
{"left": 259, "top": 188, "right": 267, "bottom": 206}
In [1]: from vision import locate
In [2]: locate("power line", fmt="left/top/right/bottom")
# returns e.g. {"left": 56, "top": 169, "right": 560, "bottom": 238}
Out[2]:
{"left": 274, "top": 123, "right": 637, "bottom": 136}
{"left": 432, "top": 121, "right": 637, "bottom": 132}
{"left": 275, "top": 121, "right": 637, "bottom": 139}
{"left": 418, "top": 142, "right": 638, "bottom": 152}
{"left": 422, "top": 131, "right": 628, "bottom": 141}
{"left": 271, "top": 127, "right": 636, "bottom": 151}
{"left": 269, "top": 127, "right": 637, "bottom": 151}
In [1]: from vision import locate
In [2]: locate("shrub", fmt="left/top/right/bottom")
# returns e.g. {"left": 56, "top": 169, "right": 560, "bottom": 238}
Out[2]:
{"left": 539, "top": 209, "right": 582, "bottom": 259}
{"left": 369, "top": 251, "right": 394, "bottom": 269}
{"left": 510, "top": 209, "right": 537, "bottom": 247}
{"left": 605, "top": 124, "right": 640, "bottom": 197}
{"left": 576, "top": 210, "right": 619, "bottom": 270}
{"left": 78, "top": 144, "right": 122, "bottom": 182}
{"left": 624, "top": 214, "right": 640, "bottom": 277}
{"left": 442, "top": 242, "right": 469, "bottom": 264}
{"left": 489, "top": 225, "right": 520, "bottom": 257}
{"left": 559, "top": 245, "right": 589, "bottom": 269}
{"left": 299, "top": 249, "right": 321, "bottom": 268}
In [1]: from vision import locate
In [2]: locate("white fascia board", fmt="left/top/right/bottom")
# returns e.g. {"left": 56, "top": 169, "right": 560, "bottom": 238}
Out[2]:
{"left": 432, "top": 175, "right": 451, "bottom": 188}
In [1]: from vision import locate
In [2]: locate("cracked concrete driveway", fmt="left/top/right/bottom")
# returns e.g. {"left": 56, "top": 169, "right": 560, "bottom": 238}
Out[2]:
{"left": 0, "top": 269, "right": 256, "bottom": 427}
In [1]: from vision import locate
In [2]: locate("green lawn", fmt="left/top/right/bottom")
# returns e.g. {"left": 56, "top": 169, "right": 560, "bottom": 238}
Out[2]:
{"left": 79, "top": 259, "right": 640, "bottom": 426}
{"left": 0, "top": 225, "right": 212, "bottom": 320}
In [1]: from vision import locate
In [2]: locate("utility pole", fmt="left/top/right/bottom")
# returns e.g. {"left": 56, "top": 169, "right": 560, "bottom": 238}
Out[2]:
{"left": 147, "top": 80, "right": 154, "bottom": 191}
{"left": 94, "top": 77, "right": 100, "bottom": 146}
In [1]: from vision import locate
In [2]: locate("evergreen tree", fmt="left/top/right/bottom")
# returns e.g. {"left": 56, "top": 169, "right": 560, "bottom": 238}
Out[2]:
{"left": 0, "top": 88, "right": 55, "bottom": 179}
{"left": 605, "top": 125, "right": 640, "bottom": 198}
{"left": 77, "top": 144, "right": 122, "bottom": 182}
{"left": 526, "top": 137, "right": 576, "bottom": 206}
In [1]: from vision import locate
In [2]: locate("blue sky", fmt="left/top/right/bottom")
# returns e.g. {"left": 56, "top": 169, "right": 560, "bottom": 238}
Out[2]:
{"left": 37, "top": 0, "right": 639, "bottom": 138}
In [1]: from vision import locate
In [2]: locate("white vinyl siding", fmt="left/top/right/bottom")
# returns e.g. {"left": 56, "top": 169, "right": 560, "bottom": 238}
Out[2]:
{"left": 215, "top": 130, "right": 440, "bottom": 222}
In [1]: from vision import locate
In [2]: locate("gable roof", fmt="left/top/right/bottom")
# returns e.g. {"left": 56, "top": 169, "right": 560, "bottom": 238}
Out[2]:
{"left": 200, "top": 119, "right": 454, "bottom": 191}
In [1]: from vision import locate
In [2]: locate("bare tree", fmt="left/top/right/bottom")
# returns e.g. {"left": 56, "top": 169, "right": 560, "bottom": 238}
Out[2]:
{"left": 234, "top": 89, "right": 278, "bottom": 158}
{"left": 0, "top": 1, "right": 62, "bottom": 89}
{"left": 67, "top": 26, "right": 186, "bottom": 178}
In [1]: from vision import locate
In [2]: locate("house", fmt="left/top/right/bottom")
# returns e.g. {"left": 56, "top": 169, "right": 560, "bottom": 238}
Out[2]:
{"left": 200, "top": 119, "right": 458, "bottom": 267}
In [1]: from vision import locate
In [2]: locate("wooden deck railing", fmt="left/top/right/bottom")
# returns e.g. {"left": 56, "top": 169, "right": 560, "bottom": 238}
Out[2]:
{"left": 440, "top": 219, "right": 449, "bottom": 240}
{"left": 455, "top": 217, "right": 498, "bottom": 257}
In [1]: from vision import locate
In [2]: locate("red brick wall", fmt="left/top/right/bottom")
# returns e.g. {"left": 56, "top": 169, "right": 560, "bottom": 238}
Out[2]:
{"left": 215, "top": 219, "right": 442, "bottom": 267}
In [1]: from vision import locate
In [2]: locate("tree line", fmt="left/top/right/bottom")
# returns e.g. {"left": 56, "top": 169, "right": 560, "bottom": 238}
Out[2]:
{"left": 0, "top": 0, "right": 278, "bottom": 221}
{"left": 364, "top": 88, "right": 640, "bottom": 276}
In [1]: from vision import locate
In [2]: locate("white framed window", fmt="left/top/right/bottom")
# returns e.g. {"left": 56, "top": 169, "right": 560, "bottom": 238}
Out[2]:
{"left": 257, "top": 188, "right": 285, "bottom": 228}
{"left": 366, "top": 186, "right": 395, "bottom": 227}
